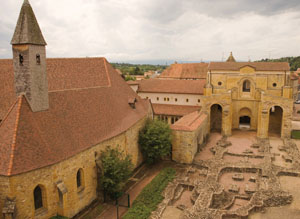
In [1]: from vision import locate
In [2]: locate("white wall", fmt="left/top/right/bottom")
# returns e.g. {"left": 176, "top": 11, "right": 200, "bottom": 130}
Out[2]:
{"left": 138, "top": 92, "right": 203, "bottom": 106}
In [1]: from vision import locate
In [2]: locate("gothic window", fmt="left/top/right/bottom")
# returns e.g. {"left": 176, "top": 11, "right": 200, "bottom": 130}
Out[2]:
{"left": 243, "top": 80, "right": 250, "bottom": 92}
{"left": 186, "top": 99, "right": 189, "bottom": 102}
{"left": 19, "top": 54, "right": 23, "bottom": 65}
{"left": 36, "top": 54, "right": 41, "bottom": 65}
{"left": 34, "top": 186, "right": 43, "bottom": 210}
{"left": 175, "top": 98, "right": 177, "bottom": 102}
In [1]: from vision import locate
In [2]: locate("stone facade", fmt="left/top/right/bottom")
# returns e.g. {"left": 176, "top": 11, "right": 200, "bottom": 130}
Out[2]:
{"left": 0, "top": 116, "right": 148, "bottom": 219}
{"left": 203, "top": 61, "right": 294, "bottom": 138}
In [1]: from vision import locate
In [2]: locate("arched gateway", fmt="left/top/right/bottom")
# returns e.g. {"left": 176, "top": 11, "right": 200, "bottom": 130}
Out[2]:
{"left": 268, "top": 106, "right": 283, "bottom": 136}
{"left": 210, "top": 104, "right": 222, "bottom": 133}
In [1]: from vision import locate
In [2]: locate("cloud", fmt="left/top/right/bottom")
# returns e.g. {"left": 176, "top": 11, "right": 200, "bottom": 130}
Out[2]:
{"left": 0, "top": 0, "right": 300, "bottom": 63}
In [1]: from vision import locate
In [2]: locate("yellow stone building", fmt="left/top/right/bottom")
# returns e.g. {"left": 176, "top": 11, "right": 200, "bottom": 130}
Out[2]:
{"left": 204, "top": 52, "right": 295, "bottom": 138}
{"left": 169, "top": 53, "right": 298, "bottom": 164}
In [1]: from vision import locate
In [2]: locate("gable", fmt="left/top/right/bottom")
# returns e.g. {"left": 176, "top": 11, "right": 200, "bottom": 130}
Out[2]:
{"left": 240, "top": 66, "right": 256, "bottom": 74}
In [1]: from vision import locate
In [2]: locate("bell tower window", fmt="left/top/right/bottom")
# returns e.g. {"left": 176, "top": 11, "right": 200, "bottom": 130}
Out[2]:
{"left": 243, "top": 80, "right": 250, "bottom": 92}
{"left": 19, "top": 54, "right": 23, "bottom": 65}
{"left": 36, "top": 54, "right": 41, "bottom": 65}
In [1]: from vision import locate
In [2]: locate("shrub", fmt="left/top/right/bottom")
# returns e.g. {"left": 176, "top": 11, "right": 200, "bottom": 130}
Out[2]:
{"left": 99, "top": 147, "right": 133, "bottom": 199}
{"left": 139, "top": 119, "right": 172, "bottom": 164}
{"left": 123, "top": 167, "right": 176, "bottom": 219}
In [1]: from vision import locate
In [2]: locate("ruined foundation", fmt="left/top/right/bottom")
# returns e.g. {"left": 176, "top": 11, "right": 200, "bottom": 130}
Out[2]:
{"left": 151, "top": 131, "right": 300, "bottom": 219}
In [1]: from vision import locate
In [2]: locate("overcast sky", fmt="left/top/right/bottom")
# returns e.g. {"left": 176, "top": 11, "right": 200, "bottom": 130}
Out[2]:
{"left": 1, "top": 0, "right": 300, "bottom": 64}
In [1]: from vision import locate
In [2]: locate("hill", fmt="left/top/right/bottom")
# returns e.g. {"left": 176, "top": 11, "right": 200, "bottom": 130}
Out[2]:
{"left": 111, "top": 63, "right": 167, "bottom": 75}
{"left": 257, "top": 56, "right": 300, "bottom": 71}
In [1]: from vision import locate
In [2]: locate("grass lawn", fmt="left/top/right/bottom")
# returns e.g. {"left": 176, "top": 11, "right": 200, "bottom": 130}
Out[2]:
{"left": 123, "top": 167, "right": 176, "bottom": 219}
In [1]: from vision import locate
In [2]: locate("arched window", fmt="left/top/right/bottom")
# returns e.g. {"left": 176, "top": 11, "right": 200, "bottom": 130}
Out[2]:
{"left": 243, "top": 80, "right": 250, "bottom": 92}
{"left": 34, "top": 186, "right": 43, "bottom": 210}
{"left": 77, "top": 169, "right": 84, "bottom": 188}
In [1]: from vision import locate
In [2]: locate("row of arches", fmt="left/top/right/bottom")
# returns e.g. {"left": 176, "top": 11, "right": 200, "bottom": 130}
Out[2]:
{"left": 210, "top": 104, "right": 283, "bottom": 136}
{"left": 33, "top": 168, "right": 84, "bottom": 211}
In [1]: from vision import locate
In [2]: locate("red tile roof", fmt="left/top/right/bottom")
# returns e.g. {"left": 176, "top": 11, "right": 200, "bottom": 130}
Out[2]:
{"left": 0, "top": 60, "right": 16, "bottom": 120}
{"left": 137, "top": 79, "right": 206, "bottom": 95}
{"left": 152, "top": 104, "right": 200, "bottom": 116}
{"left": 171, "top": 111, "right": 207, "bottom": 131}
{"left": 160, "top": 63, "right": 208, "bottom": 79}
{"left": 0, "top": 58, "right": 150, "bottom": 176}
{"left": 209, "top": 62, "right": 290, "bottom": 71}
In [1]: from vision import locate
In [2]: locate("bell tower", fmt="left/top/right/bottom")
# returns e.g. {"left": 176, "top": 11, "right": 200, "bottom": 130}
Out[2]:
{"left": 11, "top": 0, "right": 49, "bottom": 112}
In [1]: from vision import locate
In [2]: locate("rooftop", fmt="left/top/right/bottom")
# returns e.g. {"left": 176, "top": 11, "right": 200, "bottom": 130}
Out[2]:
{"left": 209, "top": 62, "right": 290, "bottom": 71}
{"left": 152, "top": 104, "right": 200, "bottom": 116}
{"left": 137, "top": 78, "right": 206, "bottom": 95}
{"left": 160, "top": 62, "right": 208, "bottom": 79}
{"left": 0, "top": 57, "right": 150, "bottom": 176}
{"left": 171, "top": 111, "right": 207, "bottom": 131}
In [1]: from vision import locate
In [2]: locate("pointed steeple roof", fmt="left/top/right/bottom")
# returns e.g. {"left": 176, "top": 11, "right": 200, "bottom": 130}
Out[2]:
{"left": 226, "top": 52, "right": 236, "bottom": 62}
{"left": 11, "top": 0, "right": 46, "bottom": 45}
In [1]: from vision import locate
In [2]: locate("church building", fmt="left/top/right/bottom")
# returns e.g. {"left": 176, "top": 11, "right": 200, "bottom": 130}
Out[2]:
{"left": 0, "top": 1, "right": 151, "bottom": 218}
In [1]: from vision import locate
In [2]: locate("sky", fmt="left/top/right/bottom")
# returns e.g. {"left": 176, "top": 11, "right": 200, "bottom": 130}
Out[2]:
{"left": 0, "top": 0, "right": 300, "bottom": 64}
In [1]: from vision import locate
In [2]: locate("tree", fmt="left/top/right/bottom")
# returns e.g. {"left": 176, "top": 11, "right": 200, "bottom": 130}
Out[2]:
{"left": 99, "top": 147, "right": 133, "bottom": 199}
{"left": 125, "top": 75, "right": 136, "bottom": 81}
{"left": 138, "top": 119, "right": 172, "bottom": 164}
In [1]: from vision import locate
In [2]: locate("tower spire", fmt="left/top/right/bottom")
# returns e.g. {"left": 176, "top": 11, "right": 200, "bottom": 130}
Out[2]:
{"left": 11, "top": 0, "right": 49, "bottom": 112}
{"left": 11, "top": 0, "right": 46, "bottom": 45}
{"left": 226, "top": 52, "right": 236, "bottom": 62}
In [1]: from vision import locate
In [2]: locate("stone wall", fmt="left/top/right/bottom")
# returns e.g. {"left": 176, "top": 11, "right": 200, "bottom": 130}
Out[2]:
{"left": 0, "top": 116, "right": 148, "bottom": 219}
{"left": 13, "top": 44, "right": 49, "bottom": 112}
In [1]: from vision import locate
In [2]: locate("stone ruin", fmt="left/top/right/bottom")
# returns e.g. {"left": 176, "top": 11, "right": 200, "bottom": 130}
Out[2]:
{"left": 151, "top": 135, "right": 300, "bottom": 219}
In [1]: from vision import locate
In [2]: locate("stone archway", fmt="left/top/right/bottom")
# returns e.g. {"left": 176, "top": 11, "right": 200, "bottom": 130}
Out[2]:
{"left": 210, "top": 104, "right": 222, "bottom": 133}
{"left": 269, "top": 106, "right": 283, "bottom": 136}
{"left": 239, "top": 107, "right": 252, "bottom": 129}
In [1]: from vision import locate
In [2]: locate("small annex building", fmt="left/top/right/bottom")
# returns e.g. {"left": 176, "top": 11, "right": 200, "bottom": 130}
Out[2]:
{"left": 137, "top": 79, "right": 205, "bottom": 124}
{"left": 0, "top": 1, "right": 151, "bottom": 218}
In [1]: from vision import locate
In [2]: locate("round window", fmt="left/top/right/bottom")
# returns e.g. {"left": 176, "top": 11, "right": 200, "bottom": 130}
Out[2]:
{"left": 272, "top": 83, "right": 277, "bottom": 87}
{"left": 218, "top": 81, "right": 222, "bottom": 86}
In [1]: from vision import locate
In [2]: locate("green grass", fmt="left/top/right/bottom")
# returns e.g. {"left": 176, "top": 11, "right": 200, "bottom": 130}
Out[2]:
{"left": 123, "top": 167, "right": 176, "bottom": 219}
{"left": 292, "top": 130, "right": 300, "bottom": 139}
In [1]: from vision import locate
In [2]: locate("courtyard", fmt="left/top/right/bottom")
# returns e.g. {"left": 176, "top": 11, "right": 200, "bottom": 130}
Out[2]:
{"left": 151, "top": 130, "right": 300, "bottom": 219}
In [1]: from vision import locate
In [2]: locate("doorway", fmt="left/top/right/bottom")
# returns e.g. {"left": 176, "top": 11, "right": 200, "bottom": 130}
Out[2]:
{"left": 269, "top": 106, "right": 283, "bottom": 136}
{"left": 210, "top": 104, "right": 222, "bottom": 133}
{"left": 239, "top": 116, "right": 250, "bottom": 129}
